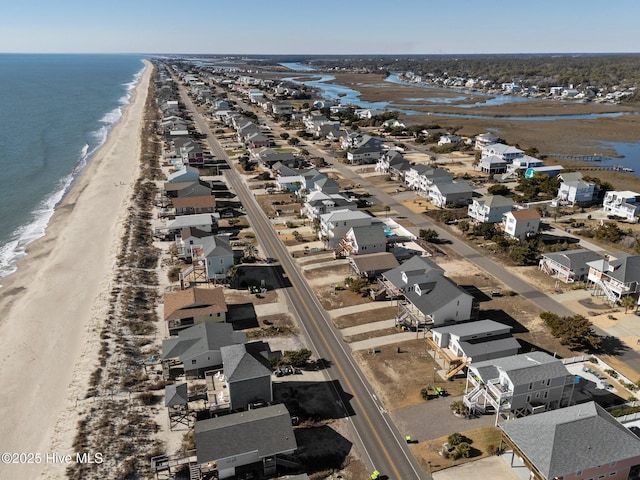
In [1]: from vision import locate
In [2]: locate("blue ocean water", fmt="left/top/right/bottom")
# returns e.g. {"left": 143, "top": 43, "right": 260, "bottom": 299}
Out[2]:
{"left": 0, "top": 54, "right": 145, "bottom": 279}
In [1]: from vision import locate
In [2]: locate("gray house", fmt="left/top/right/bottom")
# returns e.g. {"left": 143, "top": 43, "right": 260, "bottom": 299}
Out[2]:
{"left": 464, "top": 351, "right": 574, "bottom": 424}
{"left": 221, "top": 343, "right": 273, "bottom": 411}
{"left": 539, "top": 248, "right": 603, "bottom": 283}
{"left": 195, "top": 404, "right": 297, "bottom": 479}
{"left": 162, "top": 323, "right": 247, "bottom": 376}
{"left": 381, "top": 255, "right": 477, "bottom": 328}
{"left": 499, "top": 402, "right": 640, "bottom": 480}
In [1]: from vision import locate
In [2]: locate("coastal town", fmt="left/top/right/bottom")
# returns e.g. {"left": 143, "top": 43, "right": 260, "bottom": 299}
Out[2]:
{"left": 59, "top": 55, "right": 640, "bottom": 480}
{"left": 5, "top": 54, "right": 640, "bottom": 480}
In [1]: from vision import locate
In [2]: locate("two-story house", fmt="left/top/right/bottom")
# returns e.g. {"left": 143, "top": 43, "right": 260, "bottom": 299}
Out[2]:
{"left": 319, "top": 209, "right": 373, "bottom": 248}
{"left": 334, "top": 223, "right": 388, "bottom": 258}
{"left": 499, "top": 402, "right": 640, "bottom": 480}
{"left": 301, "top": 191, "right": 356, "bottom": 221}
{"left": 163, "top": 287, "right": 228, "bottom": 336}
{"left": 468, "top": 195, "right": 515, "bottom": 223}
{"left": 463, "top": 351, "right": 574, "bottom": 425}
{"left": 381, "top": 256, "right": 477, "bottom": 329}
{"left": 602, "top": 190, "right": 640, "bottom": 222}
{"left": 502, "top": 209, "right": 541, "bottom": 241}
{"left": 539, "top": 248, "right": 603, "bottom": 283}
{"left": 428, "top": 181, "right": 473, "bottom": 207}
{"left": 587, "top": 252, "right": 640, "bottom": 303}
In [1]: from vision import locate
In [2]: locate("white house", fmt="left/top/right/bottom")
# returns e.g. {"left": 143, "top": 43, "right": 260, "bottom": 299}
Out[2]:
{"left": 319, "top": 209, "right": 373, "bottom": 248}
{"left": 556, "top": 179, "right": 596, "bottom": 205}
{"left": 468, "top": 195, "right": 515, "bottom": 223}
{"left": 602, "top": 190, "right": 640, "bottom": 222}
{"left": 502, "top": 209, "right": 540, "bottom": 241}
{"left": 334, "top": 223, "right": 388, "bottom": 258}
{"left": 302, "top": 191, "right": 356, "bottom": 221}
{"left": 428, "top": 181, "right": 473, "bottom": 208}
{"left": 587, "top": 252, "right": 640, "bottom": 303}
{"left": 475, "top": 132, "right": 500, "bottom": 150}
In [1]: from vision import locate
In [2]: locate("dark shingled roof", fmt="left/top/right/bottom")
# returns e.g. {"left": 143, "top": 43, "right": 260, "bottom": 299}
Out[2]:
{"left": 195, "top": 404, "right": 297, "bottom": 464}
{"left": 165, "top": 383, "right": 188, "bottom": 407}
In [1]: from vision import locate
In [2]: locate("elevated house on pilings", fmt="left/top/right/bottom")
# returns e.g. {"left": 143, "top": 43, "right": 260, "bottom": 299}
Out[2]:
{"left": 586, "top": 252, "right": 640, "bottom": 305}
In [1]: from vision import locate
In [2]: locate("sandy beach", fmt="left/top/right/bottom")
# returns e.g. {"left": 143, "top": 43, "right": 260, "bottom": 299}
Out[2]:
{"left": 0, "top": 60, "right": 152, "bottom": 478}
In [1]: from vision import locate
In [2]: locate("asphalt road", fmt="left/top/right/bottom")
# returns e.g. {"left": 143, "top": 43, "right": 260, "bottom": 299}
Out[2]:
{"left": 175, "top": 85, "right": 429, "bottom": 478}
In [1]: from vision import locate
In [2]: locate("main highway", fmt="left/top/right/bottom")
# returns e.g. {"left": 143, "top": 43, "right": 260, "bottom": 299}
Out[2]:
{"left": 173, "top": 78, "right": 428, "bottom": 478}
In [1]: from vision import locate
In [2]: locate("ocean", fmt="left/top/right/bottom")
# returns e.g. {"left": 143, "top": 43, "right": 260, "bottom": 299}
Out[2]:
{"left": 0, "top": 54, "right": 145, "bottom": 279}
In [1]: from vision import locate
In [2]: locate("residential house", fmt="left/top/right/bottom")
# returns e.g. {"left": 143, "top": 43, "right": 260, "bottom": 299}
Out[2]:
{"left": 429, "top": 320, "right": 520, "bottom": 378}
{"left": 166, "top": 213, "right": 218, "bottom": 235}
{"left": 556, "top": 178, "right": 596, "bottom": 206}
{"left": 220, "top": 342, "right": 274, "bottom": 411}
{"left": 468, "top": 195, "right": 515, "bottom": 223}
{"left": 163, "top": 181, "right": 211, "bottom": 199}
{"left": 161, "top": 322, "right": 246, "bottom": 376}
{"left": 438, "top": 134, "right": 462, "bottom": 146}
{"left": 253, "top": 148, "right": 297, "bottom": 170}
{"left": 602, "top": 190, "right": 640, "bottom": 222}
{"left": 175, "top": 227, "right": 215, "bottom": 259}
{"left": 347, "top": 144, "right": 384, "bottom": 164}
{"left": 180, "top": 141, "right": 204, "bottom": 167}
{"left": 302, "top": 191, "right": 356, "bottom": 221}
{"left": 319, "top": 209, "right": 373, "bottom": 248}
{"left": 481, "top": 143, "right": 524, "bottom": 163}
{"left": 539, "top": 249, "right": 603, "bottom": 283}
{"left": 475, "top": 132, "right": 500, "bottom": 150}
{"left": 271, "top": 102, "right": 293, "bottom": 115}
{"left": 428, "top": 181, "right": 473, "bottom": 208}
{"left": 163, "top": 287, "right": 227, "bottom": 336}
{"left": 245, "top": 132, "right": 271, "bottom": 150}
{"left": 525, "top": 165, "right": 564, "bottom": 179}
{"left": 334, "top": 223, "right": 388, "bottom": 258}
{"left": 502, "top": 209, "right": 541, "bottom": 241}
{"left": 195, "top": 404, "right": 297, "bottom": 480}
{"left": 479, "top": 155, "right": 509, "bottom": 174}
{"left": 348, "top": 252, "right": 400, "bottom": 279}
{"left": 190, "top": 235, "right": 235, "bottom": 281}
{"left": 305, "top": 174, "right": 340, "bottom": 195}
{"left": 587, "top": 252, "right": 640, "bottom": 303}
{"left": 380, "top": 255, "right": 477, "bottom": 329}
{"left": 375, "top": 150, "right": 410, "bottom": 179}
{"left": 463, "top": 351, "right": 574, "bottom": 423}
{"left": 167, "top": 165, "right": 200, "bottom": 184}
{"left": 404, "top": 165, "right": 453, "bottom": 195}
{"left": 499, "top": 402, "right": 640, "bottom": 480}
{"left": 171, "top": 195, "right": 217, "bottom": 216}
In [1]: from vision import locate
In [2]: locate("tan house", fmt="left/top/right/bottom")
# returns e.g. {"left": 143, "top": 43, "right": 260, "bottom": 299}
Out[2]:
{"left": 164, "top": 287, "right": 227, "bottom": 336}
{"left": 171, "top": 195, "right": 216, "bottom": 216}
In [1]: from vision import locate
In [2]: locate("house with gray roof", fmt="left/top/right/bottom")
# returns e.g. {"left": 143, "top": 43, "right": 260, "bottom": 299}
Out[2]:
{"left": 404, "top": 165, "right": 454, "bottom": 195}
{"left": 468, "top": 195, "right": 515, "bottom": 223}
{"left": 334, "top": 223, "right": 388, "bottom": 258}
{"left": 499, "top": 401, "right": 640, "bottom": 480}
{"left": 302, "top": 191, "right": 356, "bottom": 221}
{"left": 479, "top": 155, "right": 509, "bottom": 174}
{"left": 190, "top": 234, "right": 234, "bottom": 281}
{"left": 253, "top": 148, "right": 297, "bottom": 169}
{"left": 464, "top": 351, "right": 574, "bottom": 424}
{"left": 195, "top": 404, "right": 297, "bottom": 479}
{"left": 319, "top": 209, "right": 373, "bottom": 248}
{"left": 375, "top": 150, "right": 410, "bottom": 180}
{"left": 380, "top": 255, "right": 477, "bottom": 329}
{"left": 346, "top": 144, "right": 384, "bottom": 164}
{"left": 587, "top": 252, "right": 640, "bottom": 303}
{"left": 348, "top": 252, "right": 400, "bottom": 279}
{"left": 167, "top": 165, "right": 200, "bottom": 184}
{"left": 166, "top": 213, "right": 218, "bottom": 234}
{"left": 428, "top": 181, "right": 474, "bottom": 208}
{"left": 220, "top": 343, "right": 273, "bottom": 411}
{"left": 430, "top": 319, "right": 520, "bottom": 365}
{"left": 162, "top": 322, "right": 246, "bottom": 376}
{"left": 539, "top": 248, "right": 603, "bottom": 283}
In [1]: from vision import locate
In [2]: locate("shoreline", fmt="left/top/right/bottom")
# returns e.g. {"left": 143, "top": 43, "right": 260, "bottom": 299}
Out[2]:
{"left": 0, "top": 60, "right": 152, "bottom": 478}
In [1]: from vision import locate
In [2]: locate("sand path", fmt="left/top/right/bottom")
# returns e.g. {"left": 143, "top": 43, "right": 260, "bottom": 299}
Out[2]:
{"left": 0, "top": 60, "right": 152, "bottom": 478}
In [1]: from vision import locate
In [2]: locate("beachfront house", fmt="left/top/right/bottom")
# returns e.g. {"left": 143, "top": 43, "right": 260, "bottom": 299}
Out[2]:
{"left": 161, "top": 322, "right": 246, "bottom": 376}
{"left": 195, "top": 404, "right": 297, "bottom": 479}
{"left": 468, "top": 195, "right": 515, "bottom": 223}
{"left": 166, "top": 213, "right": 218, "bottom": 235}
{"left": 502, "top": 209, "right": 541, "bottom": 241}
{"left": 163, "top": 180, "right": 212, "bottom": 199}
{"left": 380, "top": 255, "right": 477, "bottom": 329}
{"left": 539, "top": 248, "right": 603, "bottom": 283}
{"left": 189, "top": 235, "right": 235, "bottom": 281}
{"left": 602, "top": 190, "right": 640, "bottom": 222}
{"left": 499, "top": 402, "right": 640, "bottom": 480}
{"left": 167, "top": 165, "right": 200, "bottom": 184}
{"left": 463, "top": 351, "right": 574, "bottom": 424}
{"left": 163, "top": 287, "right": 228, "bottom": 336}
{"left": 171, "top": 195, "right": 217, "bottom": 216}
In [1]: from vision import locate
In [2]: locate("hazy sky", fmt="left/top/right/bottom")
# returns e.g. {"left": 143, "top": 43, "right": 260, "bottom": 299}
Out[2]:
{"left": 2, "top": 0, "right": 639, "bottom": 55}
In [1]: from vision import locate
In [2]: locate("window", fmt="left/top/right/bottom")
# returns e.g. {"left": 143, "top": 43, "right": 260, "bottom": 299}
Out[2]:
{"left": 191, "top": 360, "right": 197, "bottom": 365}
{"left": 544, "top": 391, "right": 549, "bottom": 399}
{"left": 526, "top": 395, "right": 531, "bottom": 403}
{"left": 528, "top": 383, "right": 533, "bottom": 390}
